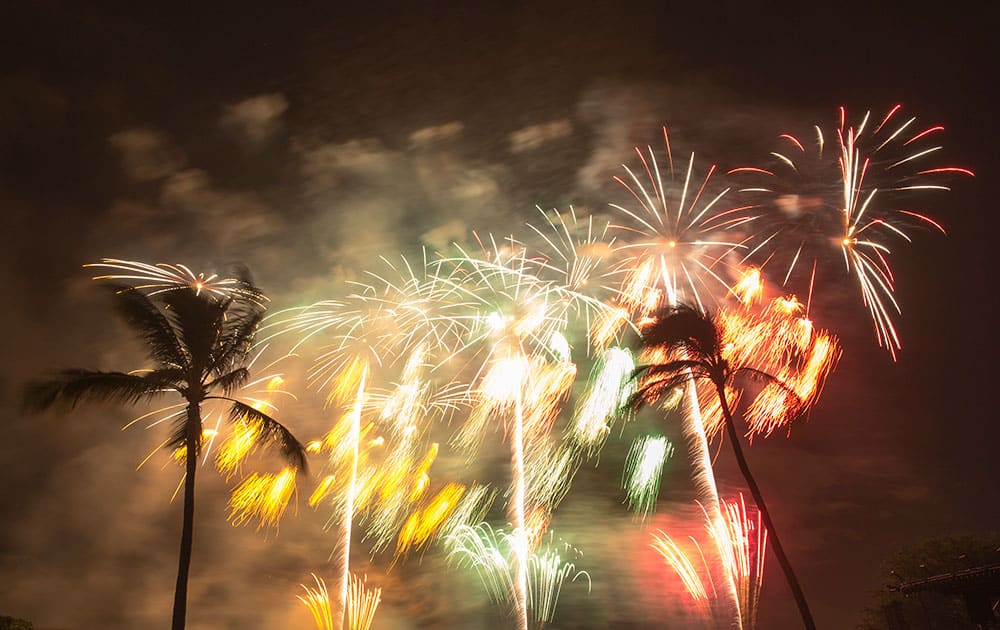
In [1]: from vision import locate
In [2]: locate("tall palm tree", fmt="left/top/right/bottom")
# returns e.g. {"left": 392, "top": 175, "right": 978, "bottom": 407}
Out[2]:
{"left": 22, "top": 278, "right": 308, "bottom": 630}
{"left": 629, "top": 304, "right": 816, "bottom": 630}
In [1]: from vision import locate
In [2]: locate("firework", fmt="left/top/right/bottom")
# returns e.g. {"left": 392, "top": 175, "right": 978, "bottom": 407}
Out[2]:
{"left": 396, "top": 482, "right": 466, "bottom": 556}
{"left": 447, "top": 523, "right": 590, "bottom": 628}
{"left": 729, "top": 105, "right": 973, "bottom": 358}
{"left": 345, "top": 573, "right": 381, "bottom": 630}
{"left": 227, "top": 467, "right": 297, "bottom": 530}
{"left": 85, "top": 258, "right": 267, "bottom": 305}
{"left": 438, "top": 238, "right": 569, "bottom": 364}
{"left": 265, "top": 253, "right": 480, "bottom": 628}
{"left": 438, "top": 484, "right": 498, "bottom": 541}
{"left": 299, "top": 574, "right": 337, "bottom": 630}
{"left": 526, "top": 206, "right": 619, "bottom": 343}
{"left": 707, "top": 495, "right": 767, "bottom": 630}
{"left": 709, "top": 291, "right": 841, "bottom": 439}
{"left": 571, "top": 346, "right": 635, "bottom": 454}
{"left": 636, "top": 350, "right": 742, "bottom": 623}
{"left": 438, "top": 242, "right": 588, "bottom": 630}
{"left": 605, "top": 128, "right": 746, "bottom": 623}
{"left": 650, "top": 495, "right": 766, "bottom": 627}
{"left": 527, "top": 542, "right": 592, "bottom": 626}
{"left": 523, "top": 439, "right": 582, "bottom": 518}
{"left": 607, "top": 126, "right": 748, "bottom": 319}
{"left": 622, "top": 435, "right": 674, "bottom": 517}
{"left": 649, "top": 531, "right": 714, "bottom": 604}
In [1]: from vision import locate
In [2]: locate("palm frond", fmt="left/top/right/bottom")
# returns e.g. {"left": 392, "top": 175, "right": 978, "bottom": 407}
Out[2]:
{"left": 159, "top": 289, "right": 229, "bottom": 372}
{"left": 205, "top": 367, "right": 250, "bottom": 396}
{"left": 209, "top": 309, "right": 265, "bottom": 378}
{"left": 625, "top": 369, "right": 701, "bottom": 412}
{"left": 735, "top": 366, "right": 808, "bottom": 419}
{"left": 165, "top": 418, "right": 198, "bottom": 453}
{"left": 145, "top": 367, "right": 188, "bottom": 391}
{"left": 107, "top": 284, "right": 189, "bottom": 370}
{"left": 22, "top": 369, "right": 172, "bottom": 414}
{"left": 227, "top": 399, "right": 308, "bottom": 473}
{"left": 640, "top": 304, "right": 721, "bottom": 358}
{"left": 632, "top": 360, "right": 709, "bottom": 382}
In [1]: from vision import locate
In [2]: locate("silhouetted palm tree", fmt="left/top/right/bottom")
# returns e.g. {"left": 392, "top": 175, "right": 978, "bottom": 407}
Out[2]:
{"left": 22, "top": 279, "right": 308, "bottom": 630}
{"left": 629, "top": 304, "right": 816, "bottom": 630}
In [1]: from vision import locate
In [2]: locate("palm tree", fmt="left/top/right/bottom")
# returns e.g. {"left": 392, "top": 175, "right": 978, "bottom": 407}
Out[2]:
{"left": 22, "top": 278, "right": 308, "bottom": 630}
{"left": 629, "top": 304, "right": 816, "bottom": 630}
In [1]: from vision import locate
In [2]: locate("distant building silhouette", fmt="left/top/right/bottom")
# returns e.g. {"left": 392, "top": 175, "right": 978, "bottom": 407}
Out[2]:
{"left": 888, "top": 562, "right": 1000, "bottom": 629}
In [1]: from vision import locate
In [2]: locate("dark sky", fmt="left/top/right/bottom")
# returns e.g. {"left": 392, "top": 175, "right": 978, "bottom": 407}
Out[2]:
{"left": 2, "top": 2, "right": 997, "bottom": 629}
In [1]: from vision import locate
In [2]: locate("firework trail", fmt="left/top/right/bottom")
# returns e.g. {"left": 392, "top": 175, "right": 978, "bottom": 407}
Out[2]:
{"left": 710, "top": 495, "right": 767, "bottom": 630}
{"left": 436, "top": 239, "right": 588, "bottom": 630}
{"left": 728, "top": 105, "right": 973, "bottom": 359}
{"left": 607, "top": 127, "right": 746, "bottom": 625}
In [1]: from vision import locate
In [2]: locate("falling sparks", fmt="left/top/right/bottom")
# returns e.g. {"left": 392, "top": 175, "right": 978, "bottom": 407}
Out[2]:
{"left": 716, "top": 296, "right": 841, "bottom": 439}
{"left": 650, "top": 532, "right": 713, "bottom": 603}
{"left": 709, "top": 495, "right": 768, "bottom": 629}
{"left": 396, "top": 482, "right": 466, "bottom": 556}
{"left": 228, "top": 467, "right": 297, "bottom": 530}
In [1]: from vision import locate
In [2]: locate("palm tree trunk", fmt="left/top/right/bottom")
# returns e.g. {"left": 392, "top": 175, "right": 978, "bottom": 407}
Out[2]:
{"left": 172, "top": 403, "right": 200, "bottom": 630}
{"left": 714, "top": 383, "right": 817, "bottom": 630}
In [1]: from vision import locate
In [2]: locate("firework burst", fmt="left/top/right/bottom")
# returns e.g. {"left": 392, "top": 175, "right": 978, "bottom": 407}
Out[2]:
{"left": 607, "top": 126, "right": 749, "bottom": 320}
{"left": 85, "top": 258, "right": 267, "bottom": 306}
{"left": 729, "top": 105, "right": 973, "bottom": 358}
{"left": 526, "top": 206, "right": 619, "bottom": 344}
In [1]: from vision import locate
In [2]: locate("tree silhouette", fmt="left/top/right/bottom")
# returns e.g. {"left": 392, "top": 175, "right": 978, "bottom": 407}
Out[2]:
{"left": 22, "top": 277, "right": 307, "bottom": 630}
{"left": 628, "top": 304, "right": 816, "bottom": 629}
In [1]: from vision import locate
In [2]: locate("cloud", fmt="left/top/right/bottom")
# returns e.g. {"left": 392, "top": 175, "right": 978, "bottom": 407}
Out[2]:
{"left": 408, "top": 121, "right": 464, "bottom": 148}
{"left": 219, "top": 93, "right": 289, "bottom": 147}
{"left": 509, "top": 118, "right": 572, "bottom": 153}
{"left": 157, "top": 169, "right": 285, "bottom": 254}
{"left": 575, "top": 80, "right": 672, "bottom": 192}
{"left": 109, "top": 128, "right": 186, "bottom": 182}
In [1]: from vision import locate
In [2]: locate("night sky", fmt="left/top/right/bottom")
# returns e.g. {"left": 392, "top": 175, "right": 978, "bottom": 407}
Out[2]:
{"left": 2, "top": 2, "right": 998, "bottom": 629}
